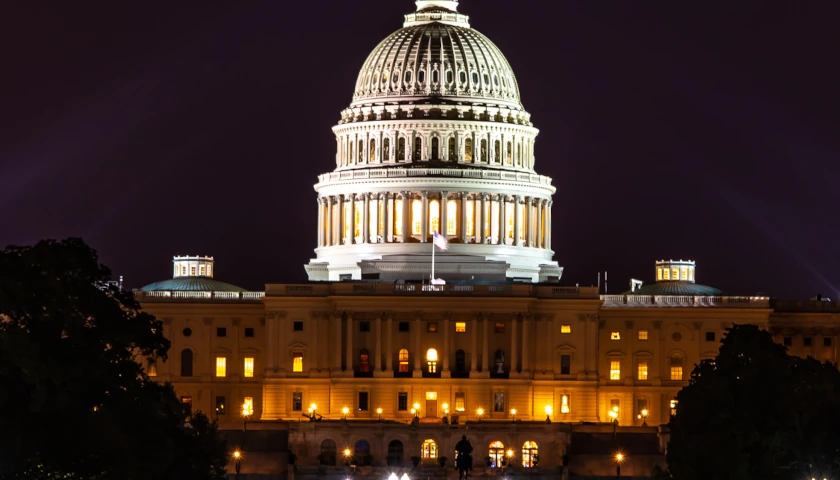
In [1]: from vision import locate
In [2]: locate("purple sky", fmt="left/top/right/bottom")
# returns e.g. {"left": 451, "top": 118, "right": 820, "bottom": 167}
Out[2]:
{"left": 1, "top": 1, "right": 838, "bottom": 298}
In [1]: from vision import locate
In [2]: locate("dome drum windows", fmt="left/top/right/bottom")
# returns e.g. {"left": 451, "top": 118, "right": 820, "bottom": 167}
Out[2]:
{"left": 431, "top": 137, "right": 439, "bottom": 160}
{"left": 459, "top": 70, "right": 467, "bottom": 85}
{"left": 448, "top": 137, "right": 456, "bottom": 161}
{"left": 431, "top": 69, "right": 439, "bottom": 84}
{"left": 413, "top": 137, "right": 422, "bottom": 161}
{"left": 418, "top": 69, "right": 426, "bottom": 84}
{"left": 405, "top": 70, "right": 413, "bottom": 84}
{"left": 446, "top": 70, "right": 453, "bottom": 84}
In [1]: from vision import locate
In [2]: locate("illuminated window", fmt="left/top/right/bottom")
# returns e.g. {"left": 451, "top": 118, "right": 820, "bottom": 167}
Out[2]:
{"left": 242, "top": 397, "right": 254, "bottom": 416}
{"left": 358, "top": 140, "right": 364, "bottom": 162}
{"left": 657, "top": 268, "right": 663, "bottom": 280}
{"left": 292, "top": 392, "right": 302, "bottom": 411}
{"left": 244, "top": 357, "right": 254, "bottom": 378}
{"left": 412, "top": 199, "right": 422, "bottom": 235}
{"left": 399, "top": 349, "right": 410, "bottom": 373}
{"left": 206, "top": 265, "right": 212, "bottom": 276}
{"left": 494, "top": 140, "right": 501, "bottom": 163}
{"left": 522, "top": 441, "right": 538, "bottom": 468}
{"left": 429, "top": 200, "right": 440, "bottom": 234}
{"left": 370, "top": 139, "right": 376, "bottom": 162}
{"left": 561, "top": 324, "right": 571, "bottom": 334}
{"left": 465, "top": 138, "right": 473, "bottom": 161}
{"left": 147, "top": 359, "right": 157, "bottom": 377}
{"left": 688, "top": 269, "right": 694, "bottom": 281}
{"left": 672, "top": 268, "right": 679, "bottom": 280}
{"left": 190, "top": 266, "right": 196, "bottom": 276}
{"left": 181, "top": 265, "right": 187, "bottom": 276}
{"left": 560, "top": 394, "right": 570, "bottom": 414}
{"left": 638, "top": 361, "right": 648, "bottom": 380}
{"left": 506, "top": 141, "right": 512, "bottom": 164}
{"left": 455, "top": 322, "right": 466, "bottom": 333}
{"left": 610, "top": 398, "right": 620, "bottom": 413}
{"left": 426, "top": 391, "right": 437, "bottom": 400}
{"left": 637, "top": 398, "right": 648, "bottom": 415}
{"left": 394, "top": 198, "right": 403, "bottom": 235}
{"left": 609, "top": 360, "right": 621, "bottom": 380}
{"left": 446, "top": 200, "right": 457, "bottom": 235}
{"left": 611, "top": 332, "right": 621, "bottom": 340}
{"left": 293, "top": 352, "right": 303, "bottom": 372}
{"left": 638, "top": 330, "right": 648, "bottom": 340}
{"left": 465, "top": 200, "right": 474, "bottom": 235}
{"left": 199, "top": 265, "right": 205, "bottom": 276}
{"left": 680, "top": 267, "right": 687, "bottom": 280}
{"left": 359, "top": 349, "right": 370, "bottom": 372}
{"left": 488, "top": 441, "right": 505, "bottom": 468}
{"left": 670, "top": 355, "right": 683, "bottom": 381}
{"left": 422, "top": 439, "right": 438, "bottom": 459}
{"left": 216, "top": 357, "right": 227, "bottom": 377}
{"left": 181, "top": 396, "right": 192, "bottom": 416}
{"left": 455, "top": 392, "right": 465, "bottom": 411}
{"left": 426, "top": 348, "right": 438, "bottom": 373}
{"left": 663, "top": 268, "right": 670, "bottom": 280}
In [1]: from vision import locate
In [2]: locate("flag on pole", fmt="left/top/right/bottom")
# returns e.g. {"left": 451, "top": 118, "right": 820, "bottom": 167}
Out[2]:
{"left": 433, "top": 231, "right": 449, "bottom": 251}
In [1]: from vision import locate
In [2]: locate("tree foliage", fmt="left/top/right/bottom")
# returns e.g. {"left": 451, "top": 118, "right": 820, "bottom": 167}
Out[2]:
{"left": 0, "top": 238, "right": 228, "bottom": 479}
{"left": 667, "top": 324, "right": 840, "bottom": 480}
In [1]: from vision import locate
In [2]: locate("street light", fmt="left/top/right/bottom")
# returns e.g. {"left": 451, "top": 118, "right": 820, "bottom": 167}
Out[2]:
{"left": 342, "top": 406, "right": 350, "bottom": 420}
{"left": 477, "top": 407, "right": 484, "bottom": 422}
{"left": 343, "top": 448, "right": 352, "bottom": 465}
{"left": 609, "top": 406, "right": 619, "bottom": 443}
{"left": 544, "top": 405, "right": 553, "bottom": 423}
{"left": 510, "top": 408, "right": 517, "bottom": 422}
{"left": 505, "top": 449, "right": 515, "bottom": 469}
{"left": 637, "top": 409, "right": 648, "bottom": 427}
{"left": 615, "top": 452, "right": 624, "bottom": 478}
{"left": 377, "top": 407, "right": 383, "bottom": 421}
{"left": 233, "top": 450, "right": 242, "bottom": 480}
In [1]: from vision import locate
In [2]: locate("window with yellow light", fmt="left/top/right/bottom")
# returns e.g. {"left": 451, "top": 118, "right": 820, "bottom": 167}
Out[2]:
{"left": 243, "top": 357, "right": 254, "bottom": 378}
{"left": 215, "top": 357, "right": 226, "bottom": 377}
{"left": 293, "top": 352, "right": 303, "bottom": 373}
{"left": 609, "top": 360, "right": 621, "bottom": 380}
{"left": 638, "top": 361, "right": 649, "bottom": 380}
{"left": 561, "top": 324, "right": 571, "bottom": 334}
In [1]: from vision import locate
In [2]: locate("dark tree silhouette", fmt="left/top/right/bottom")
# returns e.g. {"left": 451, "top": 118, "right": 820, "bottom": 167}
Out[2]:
{"left": 0, "top": 238, "right": 228, "bottom": 479}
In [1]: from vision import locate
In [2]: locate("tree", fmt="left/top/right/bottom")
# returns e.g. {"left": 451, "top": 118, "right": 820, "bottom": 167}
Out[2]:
{"left": 667, "top": 324, "right": 840, "bottom": 480}
{"left": 0, "top": 238, "right": 228, "bottom": 479}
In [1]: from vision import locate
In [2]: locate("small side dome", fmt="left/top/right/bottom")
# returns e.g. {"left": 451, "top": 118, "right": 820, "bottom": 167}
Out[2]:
{"left": 139, "top": 255, "right": 248, "bottom": 292}
{"left": 625, "top": 259, "right": 723, "bottom": 295}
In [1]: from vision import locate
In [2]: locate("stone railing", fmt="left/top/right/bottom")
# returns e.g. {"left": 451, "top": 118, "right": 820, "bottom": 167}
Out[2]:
{"left": 265, "top": 283, "right": 599, "bottom": 298}
{"left": 134, "top": 290, "right": 265, "bottom": 303}
{"left": 317, "top": 167, "right": 553, "bottom": 187}
{"left": 601, "top": 295, "right": 770, "bottom": 308}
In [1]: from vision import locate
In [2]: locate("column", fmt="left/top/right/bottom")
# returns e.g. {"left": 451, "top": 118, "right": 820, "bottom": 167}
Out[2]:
{"left": 470, "top": 313, "right": 478, "bottom": 374}
{"left": 460, "top": 192, "right": 469, "bottom": 243}
{"left": 499, "top": 195, "right": 507, "bottom": 245}
{"left": 477, "top": 193, "right": 485, "bottom": 244}
{"left": 513, "top": 195, "right": 521, "bottom": 246}
{"left": 333, "top": 312, "right": 342, "bottom": 372}
{"left": 510, "top": 314, "right": 518, "bottom": 375}
{"left": 375, "top": 315, "right": 382, "bottom": 371}
{"left": 421, "top": 191, "right": 429, "bottom": 242}
{"left": 443, "top": 315, "right": 450, "bottom": 375}
{"left": 521, "top": 314, "right": 529, "bottom": 373}
{"left": 401, "top": 192, "right": 410, "bottom": 243}
{"left": 536, "top": 199, "right": 543, "bottom": 248}
{"left": 345, "top": 313, "right": 354, "bottom": 372}
{"left": 348, "top": 194, "right": 356, "bottom": 244}
{"left": 326, "top": 196, "right": 333, "bottom": 246}
{"left": 440, "top": 191, "right": 448, "bottom": 237}
{"left": 386, "top": 315, "right": 394, "bottom": 372}
{"left": 482, "top": 315, "right": 489, "bottom": 372}
{"left": 546, "top": 200, "right": 553, "bottom": 250}
{"left": 413, "top": 314, "right": 422, "bottom": 377}
{"left": 316, "top": 198, "right": 323, "bottom": 247}
{"left": 525, "top": 197, "right": 533, "bottom": 247}
{"left": 338, "top": 194, "right": 345, "bottom": 245}
{"left": 383, "top": 193, "right": 391, "bottom": 242}
{"left": 362, "top": 193, "right": 370, "bottom": 243}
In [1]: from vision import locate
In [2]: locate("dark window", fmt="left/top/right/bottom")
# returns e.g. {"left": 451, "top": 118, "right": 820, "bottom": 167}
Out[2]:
{"left": 181, "top": 396, "right": 192, "bottom": 417}
{"left": 320, "top": 440, "right": 337, "bottom": 466}
{"left": 804, "top": 337, "right": 813, "bottom": 347}
{"left": 292, "top": 392, "right": 302, "bottom": 411}
{"left": 432, "top": 70, "right": 439, "bottom": 83}
{"left": 446, "top": 70, "right": 453, "bottom": 83}
{"left": 180, "top": 349, "right": 193, "bottom": 377}
{"left": 783, "top": 336, "right": 792, "bottom": 346}
{"left": 455, "top": 350, "right": 466, "bottom": 374}
{"left": 358, "top": 391, "right": 369, "bottom": 411}
{"left": 494, "top": 322, "right": 505, "bottom": 333}
{"left": 414, "top": 137, "right": 421, "bottom": 161}
{"left": 293, "top": 321, "right": 303, "bottom": 331}
{"left": 360, "top": 321, "right": 370, "bottom": 332}
{"left": 217, "top": 327, "right": 226, "bottom": 337}
{"left": 215, "top": 396, "right": 226, "bottom": 415}
{"left": 825, "top": 337, "right": 833, "bottom": 347}
{"left": 245, "top": 327, "right": 255, "bottom": 337}
{"left": 560, "top": 354, "right": 571, "bottom": 375}
{"left": 459, "top": 71, "right": 467, "bottom": 84}
{"left": 705, "top": 332, "right": 715, "bottom": 342}
{"left": 182, "top": 327, "right": 192, "bottom": 337}
{"left": 418, "top": 70, "right": 426, "bottom": 84}
{"left": 399, "top": 322, "right": 409, "bottom": 332}
{"left": 427, "top": 322, "right": 438, "bottom": 332}
{"left": 431, "top": 137, "right": 439, "bottom": 160}
{"left": 387, "top": 440, "right": 404, "bottom": 467}
{"left": 398, "top": 392, "right": 408, "bottom": 411}
{"left": 355, "top": 440, "right": 371, "bottom": 466}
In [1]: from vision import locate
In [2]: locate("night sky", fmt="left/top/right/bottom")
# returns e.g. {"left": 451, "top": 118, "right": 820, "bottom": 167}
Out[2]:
{"left": 2, "top": 1, "right": 838, "bottom": 299}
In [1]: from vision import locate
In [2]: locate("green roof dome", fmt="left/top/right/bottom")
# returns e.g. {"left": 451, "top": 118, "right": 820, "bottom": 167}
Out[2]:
{"left": 624, "top": 259, "right": 723, "bottom": 296}
{"left": 139, "top": 276, "right": 247, "bottom": 292}
{"left": 624, "top": 282, "right": 723, "bottom": 296}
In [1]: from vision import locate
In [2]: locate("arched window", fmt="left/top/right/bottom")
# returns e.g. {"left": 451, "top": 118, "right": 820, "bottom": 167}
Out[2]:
{"left": 355, "top": 440, "right": 371, "bottom": 466}
{"left": 399, "top": 349, "right": 410, "bottom": 373}
{"left": 320, "top": 440, "right": 337, "bottom": 466}
{"left": 488, "top": 441, "right": 505, "bottom": 468}
{"left": 426, "top": 348, "right": 438, "bottom": 373}
{"left": 414, "top": 137, "right": 422, "bottom": 161}
{"left": 418, "top": 70, "right": 426, "bottom": 84}
{"left": 422, "top": 439, "right": 438, "bottom": 459}
{"left": 429, "top": 200, "right": 440, "bottom": 235}
{"left": 180, "top": 349, "right": 193, "bottom": 377}
{"left": 431, "top": 137, "right": 439, "bottom": 160}
{"left": 480, "top": 139, "right": 487, "bottom": 162}
{"left": 446, "top": 200, "right": 457, "bottom": 235}
{"left": 522, "top": 441, "right": 538, "bottom": 468}
{"left": 494, "top": 140, "right": 501, "bottom": 163}
{"left": 448, "top": 137, "right": 456, "bottom": 161}
{"left": 464, "top": 138, "right": 473, "bottom": 162}
{"left": 506, "top": 142, "right": 512, "bottom": 165}
{"left": 432, "top": 69, "right": 439, "bottom": 84}
{"left": 446, "top": 70, "right": 453, "bottom": 84}
{"left": 398, "top": 137, "right": 406, "bottom": 161}
{"left": 455, "top": 349, "right": 466, "bottom": 374}
{"left": 387, "top": 440, "right": 404, "bottom": 467}
{"left": 471, "top": 71, "right": 479, "bottom": 85}
{"left": 369, "top": 139, "right": 376, "bottom": 163}
{"left": 359, "top": 348, "right": 370, "bottom": 373}
{"left": 459, "top": 70, "right": 467, "bottom": 84}
{"left": 670, "top": 354, "right": 684, "bottom": 380}
{"left": 384, "top": 138, "right": 391, "bottom": 160}
{"left": 358, "top": 140, "right": 364, "bottom": 163}
{"left": 405, "top": 70, "right": 412, "bottom": 83}
{"left": 411, "top": 199, "right": 422, "bottom": 235}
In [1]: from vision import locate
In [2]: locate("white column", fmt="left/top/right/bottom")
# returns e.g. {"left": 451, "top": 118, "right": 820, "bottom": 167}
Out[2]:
{"left": 362, "top": 193, "right": 370, "bottom": 243}
{"left": 421, "top": 191, "right": 429, "bottom": 242}
{"left": 383, "top": 193, "right": 391, "bottom": 242}
{"left": 401, "top": 192, "right": 410, "bottom": 243}
{"left": 461, "top": 192, "right": 469, "bottom": 243}
{"left": 510, "top": 314, "right": 518, "bottom": 375}
{"left": 316, "top": 198, "right": 323, "bottom": 247}
{"left": 477, "top": 193, "right": 485, "bottom": 244}
{"left": 536, "top": 199, "right": 543, "bottom": 248}
{"left": 375, "top": 315, "right": 382, "bottom": 371}
{"left": 440, "top": 191, "right": 448, "bottom": 237}
{"left": 513, "top": 195, "right": 521, "bottom": 246}
{"left": 482, "top": 315, "right": 489, "bottom": 372}
{"left": 525, "top": 197, "right": 533, "bottom": 247}
{"left": 338, "top": 194, "right": 345, "bottom": 245}
{"left": 547, "top": 200, "right": 553, "bottom": 250}
{"left": 348, "top": 194, "right": 356, "bottom": 245}
{"left": 345, "top": 312, "right": 353, "bottom": 372}
{"left": 499, "top": 195, "right": 507, "bottom": 245}
{"left": 326, "top": 196, "right": 333, "bottom": 246}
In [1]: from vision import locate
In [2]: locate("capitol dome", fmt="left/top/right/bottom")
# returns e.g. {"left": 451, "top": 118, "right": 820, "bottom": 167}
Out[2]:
{"left": 305, "top": 0, "right": 562, "bottom": 283}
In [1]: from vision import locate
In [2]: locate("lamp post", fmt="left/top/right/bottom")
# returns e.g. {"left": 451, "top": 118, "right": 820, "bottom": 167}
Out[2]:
{"left": 476, "top": 407, "right": 484, "bottom": 422}
{"left": 233, "top": 450, "right": 242, "bottom": 480}
{"left": 608, "top": 406, "right": 619, "bottom": 443}
{"left": 544, "top": 405, "right": 553, "bottom": 423}
{"left": 505, "top": 449, "right": 515, "bottom": 471}
{"left": 615, "top": 452, "right": 624, "bottom": 478}
{"left": 510, "top": 408, "right": 517, "bottom": 422}
{"left": 413, "top": 403, "right": 421, "bottom": 419}
{"left": 637, "top": 409, "right": 648, "bottom": 427}
{"left": 377, "top": 407, "right": 383, "bottom": 421}
{"left": 342, "top": 406, "right": 350, "bottom": 420}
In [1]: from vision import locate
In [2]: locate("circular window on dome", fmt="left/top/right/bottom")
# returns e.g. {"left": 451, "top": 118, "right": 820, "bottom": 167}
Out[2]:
{"left": 183, "top": 328, "right": 192, "bottom": 337}
{"left": 672, "top": 332, "right": 682, "bottom": 342}
{"left": 418, "top": 70, "right": 426, "bottom": 84}
{"left": 405, "top": 70, "right": 413, "bottom": 84}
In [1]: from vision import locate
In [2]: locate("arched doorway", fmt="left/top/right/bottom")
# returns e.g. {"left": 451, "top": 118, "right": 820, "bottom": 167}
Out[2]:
{"left": 422, "top": 439, "right": 438, "bottom": 460}
{"left": 387, "top": 440, "right": 404, "bottom": 466}
{"left": 355, "top": 440, "right": 371, "bottom": 466}
{"left": 319, "top": 439, "right": 336, "bottom": 466}
{"left": 488, "top": 441, "right": 505, "bottom": 468}
{"left": 522, "top": 441, "right": 538, "bottom": 468}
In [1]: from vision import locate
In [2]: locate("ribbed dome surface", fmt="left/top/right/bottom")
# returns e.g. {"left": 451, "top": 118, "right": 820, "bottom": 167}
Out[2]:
{"left": 139, "top": 277, "right": 248, "bottom": 292}
{"left": 625, "top": 282, "right": 724, "bottom": 296}
{"left": 352, "top": 23, "right": 522, "bottom": 109}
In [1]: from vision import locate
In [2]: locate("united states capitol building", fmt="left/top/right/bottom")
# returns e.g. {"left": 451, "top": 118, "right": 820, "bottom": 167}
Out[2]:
{"left": 134, "top": 2, "right": 840, "bottom": 478}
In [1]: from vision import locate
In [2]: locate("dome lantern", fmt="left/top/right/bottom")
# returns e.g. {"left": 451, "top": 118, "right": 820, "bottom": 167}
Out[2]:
{"left": 405, "top": 0, "right": 469, "bottom": 27}
{"left": 173, "top": 255, "right": 214, "bottom": 278}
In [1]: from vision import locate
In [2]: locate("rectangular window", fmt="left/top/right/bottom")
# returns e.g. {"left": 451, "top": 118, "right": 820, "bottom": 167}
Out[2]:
{"left": 561, "top": 394, "right": 571, "bottom": 414}
{"left": 215, "top": 357, "right": 227, "bottom": 377}
{"left": 398, "top": 392, "right": 408, "bottom": 411}
{"left": 293, "top": 352, "right": 303, "bottom": 372}
{"left": 147, "top": 359, "right": 157, "bottom": 377}
{"left": 292, "top": 392, "right": 302, "bottom": 411}
{"left": 663, "top": 268, "right": 670, "bottom": 280}
{"left": 825, "top": 337, "right": 833, "bottom": 347}
{"left": 610, "top": 398, "right": 620, "bottom": 412}
{"left": 672, "top": 268, "right": 679, "bottom": 280}
{"left": 358, "top": 391, "right": 369, "bottom": 411}
{"left": 670, "top": 358, "right": 683, "bottom": 381}
{"left": 638, "top": 361, "right": 649, "bottom": 380}
{"left": 609, "top": 360, "right": 621, "bottom": 380}
{"left": 244, "top": 327, "right": 255, "bottom": 337}
{"left": 216, "top": 396, "right": 226, "bottom": 415}
{"left": 455, "top": 392, "right": 466, "bottom": 412}
{"left": 493, "top": 392, "right": 505, "bottom": 412}
{"left": 494, "top": 322, "right": 505, "bottom": 333}
{"left": 242, "top": 397, "right": 254, "bottom": 416}
{"left": 217, "top": 327, "right": 227, "bottom": 337}
{"left": 783, "top": 336, "right": 792, "bottom": 346}
{"left": 455, "top": 322, "right": 466, "bottom": 333}
{"left": 638, "top": 330, "right": 648, "bottom": 340}
{"left": 359, "top": 321, "right": 370, "bottom": 332}
{"left": 399, "top": 322, "right": 410, "bottom": 332}
{"left": 561, "top": 324, "right": 571, "bottom": 334}
{"left": 706, "top": 331, "right": 716, "bottom": 342}
{"left": 244, "top": 357, "right": 255, "bottom": 378}
{"left": 190, "top": 266, "right": 196, "bottom": 276}
{"left": 293, "top": 321, "right": 303, "bottom": 331}
{"left": 637, "top": 398, "right": 648, "bottom": 414}
{"left": 427, "top": 322, "right": 438, "bottom": 332}
{"left": 560, "top": 354, "right": 571, "bottom": 375}
{"left": 181, "top": 396, "right": 193, "bottom": 417}
{"left": 611, "top": 332, "right": 620, "bottom": 340}
{"left": 804, "top": 337, "right": 813, "bottom": 347}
